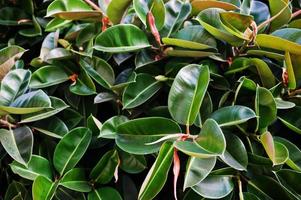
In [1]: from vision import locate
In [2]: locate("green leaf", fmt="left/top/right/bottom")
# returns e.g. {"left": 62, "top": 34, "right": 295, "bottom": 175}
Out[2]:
{"left": 0, "top": 90, "right": 51, "bottom": 115}
{"left": 80, "top": 57, "right": 115, "bottom": 89}
{"left": 284, "top": 51, "right": 297, "bottom": 90}
{"left": 20, "top": 96, "right": 69, "bottom": 123}
{"left": 69, "top": 68, "right": 96, "bottom": 96}
{"left": 99, "top": 116, "right": 128, "bottom": 139}
{"left": 248, "top": 175, "right": 295, "bottom": 200}
{"left": 195, "top": 119, "right": 226, "bottom": 155}
{"left": 4, "top": 181, "right": 27, "bottom": 200}
{"left": 196, "top": 8, "right": 244, "bottom": 46}
{"left": 0, "top": 7, "right": 29, "bottom": 26}
{"left": 119, "top": 149, "right": 147, "bottom": 174}
{"left": 116, "top": 117, "right": 181, "bottom": 154}
{"left": 260, "top": 132, "right": 289, "bottom": 165}
{"left": 46, "top": 0, "right": 102, "bottom": 20}
{"left": 90, "top": 149, "right": 119, "bottom": 184}
{"left": 192, "top": 175, "right": 234, "bottom": 199}
{"left": 168, "top": 64, "right": 209, "bottom": 125}
{"left": 183, "top": 157, "right": 216, "bottom": 189}
{"left": 274, "top": 137, "right": 301, "bottom": 171}
{"left": 138, "top": 142, "right": 174, "bottom": 200}
{"left": 32, "top": 176, "right": 58, "bottom": 200}
{"left": 30, "top": 65, "right": 69, "bottom": 89}
{"left": 107, "top": 0, "right": 132, "bottom": 24}
{"left": 0, "top": 46, "right": 27, "bottom": 80}
{"left": 134, "top": 0, "right": 165, "bottom": 30}
{"left": 255, "top": 87, "right": 277, "bottom": 131}
{"left": 94, "top": 24, "right": 151, "bottom": 53}
{"left": 10, "top": 155, "right": 52, "bottom": 181}
{"left": 160, "top": 0, "right": 191, "bottom": 38}
{"left": 210, "top": 105, "right": 257, "bottom": 127}
{"left": 123, "top": 73, "right": 162, "bottom": 109}
{"left": 53, "top": 127, "right": 92, "bottom": 175}
{"left": 0, "top": 126, "right": 33, "bottom": 166}
{"left": 275, "top": 169, "right": 301, "bottom": 197}
{"left": 88, "top": 187, "right": 122, "bottom": 200}
{"left": 59, "top": 168, "right": 92, "bottom": 192}
{"left": 268, "top": 0, "right": 292, "bottom": 31}
{"left": 191, "top": 0, "right": 239, "bottom": 15}
{"left": 165, "top": 49, "right": 216, "bottom": 58}
{"left": 0, "top": 69, "right": 31, "bottom": 106}
{"left": 241, "top": 0, "right": 251, "bottom": 14}
{"left": 278, "top": 106, "right": 301, "bottom": 134}
{"left": 32, "top": 117, "right": 69, "bottom": 139}
{"left": 220, "top": 134, "right": 248, "bottom": 171}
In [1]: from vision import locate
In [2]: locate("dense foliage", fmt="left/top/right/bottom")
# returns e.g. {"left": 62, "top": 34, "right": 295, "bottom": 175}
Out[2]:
{"left": 1, "top": 0, "right": 301, "bottom": 199}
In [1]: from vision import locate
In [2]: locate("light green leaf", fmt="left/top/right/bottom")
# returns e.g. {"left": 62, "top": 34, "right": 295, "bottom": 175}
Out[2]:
{"left": 10, "top": 155, "right": 52, "bottom": 181}
{"left": 107, "top": 0, "right": 132, "bottom": 24}
{"left": 94, "top": 24, "right": 151, "bottom": 53}
{"left": 88, "top": 187, "right": 122, "bottom": 200}
{"left": 32, "top": 176, "right": 58, "bottom": 200}
{"left": 210, "top": 105, "right": 257, "bottom": 127}
{"left": 0, "top": 126, "right": 33, "bottom": 166}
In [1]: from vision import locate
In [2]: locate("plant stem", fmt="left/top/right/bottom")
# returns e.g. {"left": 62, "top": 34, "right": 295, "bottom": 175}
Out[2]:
{"left": 0, "top": 119, "right": 17, "bottom": 129}
{"left": 84, "top": 0, "right": 101, "bottom": 11}
{"left": 238, "top": 177, "right": 244, "bottom": 200}
{"left": 292, "top": 9, "right": 301, "bottom": 19}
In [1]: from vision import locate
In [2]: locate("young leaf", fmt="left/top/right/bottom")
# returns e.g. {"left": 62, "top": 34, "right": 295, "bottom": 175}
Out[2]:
{"left": 32, "top": 176, "right": 58, "bottom": 200}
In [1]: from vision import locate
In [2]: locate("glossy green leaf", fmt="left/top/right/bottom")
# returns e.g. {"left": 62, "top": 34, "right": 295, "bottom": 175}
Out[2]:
{"left": 59, "top": 168, "right": 91, "bottom": 192}
{"left": 0, "top": 69, "right": 31, "bottom": 106}
{"left": 0, "top": 46, "right": 27, "bottom": 80}
{"left": 123, "top": 73, "right": 162, "bottom": 109}
{"left": 0, "top": 126, "right": 33, "bottom": 166}
{"left": 220, "top": 134, "right": 248, "bottom": 171}
{"left": 99, "top": 116, "right": 128, "bottom": 139}
{"left": 32, "top": 176, "right": 58, "bottom": 200}
{"left": 53, "top": 127, "right": 92, "bottom": 175}
{"left": 32, "top": 117, "right": 69, "bottom": 139}
{"left": 80, "top": 57, "right": 115, "bottom": 89}
{"left": 138, "top": 142, "right": 174, "bottom": 200}
{"left": 160, "top": 0, "right": 191, "bottom": 37}
{"left": 134, "top": 0, "right": 165, "bottom": 30}
{"left": 192, "top": 175, "right": 234, "bottom": 199}
{"left": 210, "top": 105, "right": 256, "bottom": 127}
{"left": 168, "top": 64, "right": 209, "bottom": 125}
{"left": 183, "top": 157, "right": 216, "bottom": 189}
{"left": 94, "top": 24, "right": 151, "bottom": 53}
{"left": 90, "top": 149, "right": 119, "bottom": 184}
{"left": 255, "top": 87, "right": 277, "bottom": 131}
{"left": 191, "top": 0, "right": 239, "bottom": 15}
{"left": 0, "top": 90, "right": 51, "bottom": 115}
{"left": 196, "top": 8, "right": 244, "bottom": 46}
{"left": 107, "top": 0, "right": 132, "bottom": 24}
{"left": 116, "top": 117, "right": 181, "bottom": 154}
{"left": 274, "top": 137, "right": 301, "bottom": 171}
{"left": 10, "top": 155, "right": 52, "bottom": 181}
{"left": 260, "top": 132, "right": 289, "bottom": 165}
{"left": 30, "top": 65, "right": 69, "bottom": 88}
{"left": 88, "top": 187, "right": 122, "bottom": 200}
{"left": 268, "top": 0, "right": 292, "bottom": 31}
{"left": 20, "top": 96, "right": 69, "bottom": 123}
{"left": 69, "top": 68, "right": 96, "bottom": 96}
{"left": 46, "top": 0, "right": 102, "bottom": 20}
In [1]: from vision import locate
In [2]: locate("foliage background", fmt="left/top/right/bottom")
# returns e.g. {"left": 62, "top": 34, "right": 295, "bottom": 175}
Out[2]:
{"left": 1, "top": 0, "right": 301, "bottom": 199}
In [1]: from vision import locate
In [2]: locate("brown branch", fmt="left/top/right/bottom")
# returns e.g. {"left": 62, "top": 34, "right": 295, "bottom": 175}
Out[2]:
{"left": 292, "top": 9, "right": 301, "bottom": 19}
